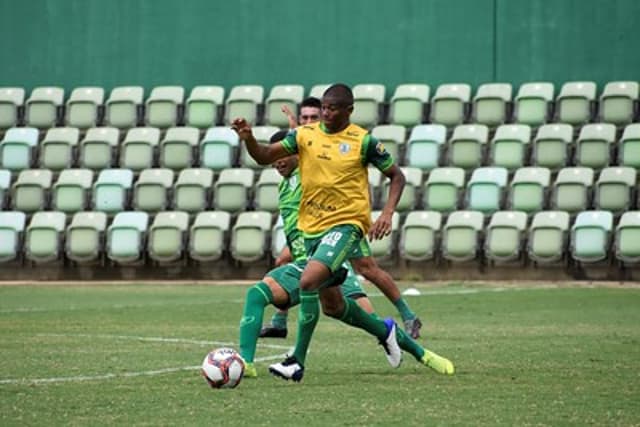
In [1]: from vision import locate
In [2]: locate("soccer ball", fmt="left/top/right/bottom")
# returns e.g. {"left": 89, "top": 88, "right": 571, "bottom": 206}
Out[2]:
{"left": 201, "top": 347, "right": 245, "bottom": 389}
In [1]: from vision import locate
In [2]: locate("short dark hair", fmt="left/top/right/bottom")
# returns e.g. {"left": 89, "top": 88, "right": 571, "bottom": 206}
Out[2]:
{"left": 323, "top": 83, "right": 354, "bottom": 105}
{"left": 300, "top": 96, "right": 321, "bottom": 109}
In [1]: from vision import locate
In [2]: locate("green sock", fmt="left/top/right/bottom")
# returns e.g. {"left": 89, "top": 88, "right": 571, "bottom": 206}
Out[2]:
{"left": 338, "top": 297, "right": 387, "bottom": 338}
{"left": 293, "top": 290, "right": 319, "bottom": 365}
{"left": 395, "top": 325, "right": 425, "bottom": 361}
{"left": 239, "top": 282, "right": 272, "bottom": 363}
{"left": 270, "top": 311, "right": 288, "bottom": 329}
{"left": 393, "top": 297, "right": 417, "bottom": 322}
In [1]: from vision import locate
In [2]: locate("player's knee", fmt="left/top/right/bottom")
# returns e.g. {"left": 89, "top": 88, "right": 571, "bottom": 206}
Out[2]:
{"left": 321, "top": 301, "right": 342, "bottom": 317}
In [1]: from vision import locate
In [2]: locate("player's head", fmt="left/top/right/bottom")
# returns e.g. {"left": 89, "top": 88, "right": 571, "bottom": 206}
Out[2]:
{"left": 270, "top": 129, "right": 298, "bottom": 177}
{"left": 298, "top": 96, "right": 321, "bottom": 125}
{"left": 321, "top": 83, "right": 354, "bottom": 132}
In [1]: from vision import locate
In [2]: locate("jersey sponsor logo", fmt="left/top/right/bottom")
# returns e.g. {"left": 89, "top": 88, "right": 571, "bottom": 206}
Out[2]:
{"left": 318, "top": 152, "right": 331, "bottom": 160}
{"left": 339, "top": 142, "right": 351, "bottom": 154}
{"left": 375, "top": 142, "right": 386, "bottom": 154}
{"left": 346, "top": 130, "right": 360, "bottom": 137}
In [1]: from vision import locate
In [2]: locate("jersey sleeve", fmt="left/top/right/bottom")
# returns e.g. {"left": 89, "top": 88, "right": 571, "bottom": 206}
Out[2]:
{"left": 362, "top": 133, "right": 394, "bottom": 172}
{"left": 280, "top": 129, "right": 299, "bottom": 154}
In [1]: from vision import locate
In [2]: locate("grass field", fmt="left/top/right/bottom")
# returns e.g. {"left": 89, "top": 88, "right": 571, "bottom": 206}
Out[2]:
{"left": 1, "top": 282, "right": 639, "bottom": 426}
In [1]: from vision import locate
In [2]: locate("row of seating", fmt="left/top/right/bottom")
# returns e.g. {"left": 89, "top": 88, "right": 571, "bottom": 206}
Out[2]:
{"left": 2, "top": 122, "right": 640, "bottom": 173}
{"left": 1, "top": 80, "right": 638, "bottom": 131}
{"left": 0, "top": 166, "right": 635, "bottom": 217}
{"left": 0, "top": 209, "right": 638, "bottom": 269}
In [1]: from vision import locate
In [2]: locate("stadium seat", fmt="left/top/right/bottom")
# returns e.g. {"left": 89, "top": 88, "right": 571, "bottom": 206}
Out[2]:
{"left": 106, "top": 211, "right": 149, "bottom": 264}
{"left": 574, "top": 123, "right": 616, "bottom": 170}
{"left": 119, "top": 127, "right": 161, "bottom": 172}
{"left": 599, "top": 81, "right": 638, "bottom": 126}
{"left": 92, "top": 168, "right": 134, "bottom": 214}
{"left": 381, "top": 167, "right": 422, "bottom": 212}
{"left": 65, "top": 212, "right": 107, "bottom": 264}
{"left": 528, "top": 211, "right": 570, "bottom": 264}
{"left": 159, "top": 126, "right": 199, "bottom": 171}
{"left": 213, "top": 168, "right": 254, "bottom": 213}
{"left": 225, "top": 85, "right": 264, "bottom": 126}
{"left": 507, "top": 167, "right": 551, "bottom": 215}
{"left": 105, "top": 86, "right": 144, "bottom": 129}
{"left": 441, "top": 210, "right": 484, "bottom": 262}
{"left": 173, "top": 168, "right": 214, "bottom": 214}
{"left": 255, "top": 168, "right": 281, "bottom": 213}
{"left": 52, "top": 169, "right": 94, "bottom": 214}
{"left": 0, "top": 127, "right": 38, "bottom": 172}
{"left": 371, "top": 124, "right": 405, "bottom": 162}
{"left": 472, "top": 83, "right": 512, "bottom": 127}
{"left": 145, "top": 86, "right": 184, "bottom": 128}
{"left": 148, "top": 211, "right": 190, "bottom": 263}
{"left": 309, "top": 84, "right": 331, "bottom": 99}
{"left": 389, "top": 84, "right": 430, "bottom": 127}
{"left": 230, "top": 211, "right": 272, "bottom": 262}
{"left": 25, "top": 211, "right": 66, "bottom": 263}
{"left": 0, "top": 211, "right": 26, "bottom": 263}
{"left": 133, "top": 168, "right": 174, "bottom": 213}
{"left": 430, "top": 83, "right": 471, "bottom": 127}
{"left": 618, "top": 123, "right": 640, "bottom": 169}
{"left": 368, "top": 166, "right": 382, "bottom": 208}
{"left": 185, "top": 85, "right": 225, "bottom": 129}
{"left": 189, "top": 211, "right": 231, "bottom": 262}
{"left": 485, "top": 211, "right": 528, "bottom": 263}
{"left": 531, "top": 123, "right": 573, "bottom": 172}
{"left": 78, "top": 127, "right": 119, "bottom": 170}
{"left": 615, "top": 211, "right": 640, "bottom": 265}
{"left": 594, "top": 167, "right": 636, "bottom": 215}
{"left": 351, "top": 84, "right": 386, "bottom": 128}
{"left": 399, "top": 210, "right": 441, "bottom": 262}
{"left": 465, "top": 167, "right": 508, "bottom": 215}
{"left": 489, "top": 124, "right": 531, "bottom": 171}
{"left": 550, "top": 167, "right": 594, "bottom": 215}
{"left": 65, "top": 87, "right": 104, "bottom": 129}
{"left": 25, "top": 86, "right": 64, "bottom": 128}
{"left": 271, "top": 215, "right": 286, "bottom": 259}
{"left": 423, "top": 167, "right": 465, "bottom": 213}
{"left": 369, "top": 210, "right": 400, "bottom": 261}
{"left": 513, "top": 82, "right": 554, "bottom": 127}
{"left": 39, "top": 127, "right": 80, "bottom": 171}
{"left": 200, "top": 126, "right": 239, "bottom": 171}
{"left": 264, "top": 84, "right": 304, "bottom": 127}
{"left": 0, "top": 87, "right": 25, "bottom": 130}
{"left": 0, "top": 169, "right": 10, "bottom": 209}
{"left": 11, "top": 169, "right": 52, "bottom": 213}
{"left": 555, "top": 81, "right": 597, "bottom": 125}
{"left": 570, "top": 210, "right": 613, "bottom": 264}
{"left": 404, "top": 124, "right": 446, "bottom": 171}
{"left": 447, "top": 124, "right": 489, "bottom": 171}
{"left": 239, "top": 126, "right": 278, "bottom": 169}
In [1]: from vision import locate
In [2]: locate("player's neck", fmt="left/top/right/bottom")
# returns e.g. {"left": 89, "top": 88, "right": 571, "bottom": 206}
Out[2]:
{"left": 320, "top": 121, "right": 350, "bottom": 134}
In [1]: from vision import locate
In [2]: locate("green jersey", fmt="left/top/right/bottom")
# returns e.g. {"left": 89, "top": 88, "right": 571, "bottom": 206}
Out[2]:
{"left": 278, "top": 168, "right": 306, "bottom": 262}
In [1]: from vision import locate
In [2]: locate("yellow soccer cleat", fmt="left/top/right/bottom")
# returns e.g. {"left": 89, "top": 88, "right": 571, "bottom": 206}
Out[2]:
{"left": 244, "top": 362, "right": 258, "bottom": 378}
{"left": 422, "top": 350, "right": 455, "bottom": 375}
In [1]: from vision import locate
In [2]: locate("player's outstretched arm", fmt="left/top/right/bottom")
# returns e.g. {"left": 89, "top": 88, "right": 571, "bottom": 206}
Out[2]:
{"left": 231, "top": 118, "right": 289, "bottom": 165}
{"left": 369, "top": 164, "right": 406, "bottom": 240}
{"left": 281, "top": 105, "right": 298, "bottom": 129}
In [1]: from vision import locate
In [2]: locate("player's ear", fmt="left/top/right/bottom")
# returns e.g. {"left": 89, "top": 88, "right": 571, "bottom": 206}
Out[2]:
{"left": 346, "top": 104, "right": 354, "bottom": 114}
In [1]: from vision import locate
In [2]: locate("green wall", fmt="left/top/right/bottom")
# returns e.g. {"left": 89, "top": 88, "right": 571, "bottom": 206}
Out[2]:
{"left": 0, "top": 0, "right": 638, "bottom": 93}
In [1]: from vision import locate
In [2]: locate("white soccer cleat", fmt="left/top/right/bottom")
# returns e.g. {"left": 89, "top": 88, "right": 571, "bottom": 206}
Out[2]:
{"left": 380, "top": 318, "right": 402, "bottom": 368}
{"left": 269, "top": 356, "right": 305, "bottom": 382}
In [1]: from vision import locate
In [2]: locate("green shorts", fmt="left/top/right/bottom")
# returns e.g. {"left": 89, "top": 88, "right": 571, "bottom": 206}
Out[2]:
{"left": 304, "top": 224, "right": 364, "bottom": 273}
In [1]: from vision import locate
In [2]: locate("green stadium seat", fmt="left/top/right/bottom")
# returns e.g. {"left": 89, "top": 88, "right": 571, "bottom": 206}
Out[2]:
{"left": 489, "top": 124, "right": 531, "bottom": 171}
{"left": 371, "top": 124, "right": 405, "bottom": 162}
{"left": 574, "top": 123, "right": 616, "bottom": 170}
{"left": 389, "top": 84, "right": 430, "bottom": 127}
{"left": 0, "top": 87, "right": 25, "bottom": 129}
{"left": 105, "top": 86, "right": 144, "bottom": 129}
{"left": 485, "top": 211, "right": 527, "bottom": 263}
{"left": 25, "top": 211, "right": 66, "bottom": 264}
{"left": 159, "top": 126, "right": 199, "bottom": 171}
{"left": 465, "top": 167, "right": 508, "bottom": 215}
{"left": 185, "top": 85, "right": 225, "bottom": 129}
{"left": 25, "top": 87, "right": 64, "bottom": 128}
{"left": 225, "top": 85, "right": 264, "bottom": 126}
{"left": 271, "top": 215, "right": 286, "bottom": 259}
{"left": 472, "top": 83, "right": 512, "bottom": 127}
{"left": 0, "top": 169, "right": 10, "bottom": 209}
{"left": 508, "top": 167, "right": 551, "bottom": 215}
{"left": 107, "top": 211, "right": 149, "bottom": 264}
{"left": 550, "top": 167, "right": 594, "bottom": 215}
{"left": 133, "top": 168, "right": 174, "bottom": 213}
{"left": 0, "top": 127, "right": 38, "bottom": 172}
{"left": 531, "top": 123, "right": 573, "bottom": 172}
{"left": 555, "top": 81, "right": 596, "bottom": 125}
{"left": 173, "top": 168, "right": 214, "bottom": 213}
{"left": 231, "top": 211, "right": 272, "bottom": 262}
{"left": 148, "top": 211, "right": 190, "bottom": 263}
{"left": 528, "top": 211, "right": 570, "bottom": 264}
{"left": 441, "top": 210, "right": 484, "bottom": 262}
{"left": 599, "top": 81, "right": 638, "bottom": 126}
{"left": 399, "top": 210, "right": 441, "bottom": 262}
{"left": 513, "top": 82, "right": 554, "bottom": 127}
{"left": 65, "top": 87, "right": 104, "bottom": 129}
{"left": 189, "top": 211, "right": 231, "bottom": 262}
{"left": 65, "top": 212, "right": 107, "bottom": 264}
{"left": 239, "top": 126, "right": 278, "bottom": 169}
{"left": 618, "top": 124, "right": 640, "bottom": 169}
{"left": 369, "top": 210, "right": 400, "bottom": 261}
{"left": 52, "top": 169, "right": 94, "bottom": 214}
{"left": 145, "top": 86, "right": 184, "bottom": 128}
{"left": 92, "top": 168, "right": 133, "bottom": 214}
{"left": 594, "top": 167, "right": 636, "bottom": 215}
{"left": 78, "top": 127, "right": 119, "bottom": 170}
{"left": 200, "top": 126, "right": 239, "bottom": 171}
{"left": 309, "top": 84, "right": 331, "bottom": 99}
{"left": 381, "top": 167, "right": 422, "bottom": 212}
{"left": 615, "top": 211, "right": 640, "bottom": 265}
{"left": 351, "top": 84, "right": 386, "bottom": 128}
{"left": 570, "top": 210, "right": 613, "bottom": 264}
{"left": 39, "top": 127, "right": 80, "bottom": 171}
{"left": 255, "top": 167, "right": 281, "bottom": 213}
{"left": 0, "top": 211, "right": 26, "bottom": 263}
{"left": 119, "top": 127, "right": 161, "bottom": 171}
{"left": 213, "top": 168, "right": 254, "bottom": 213}
{"left": 423, "top": 167, "right": 465, "bottom": 213}
{"left": 430, "top": 83, "right": 471, "bottom": 127}
{"left": 447, "top": 124, "right": 489, "bottom": 171}
{"left": 11, "top": 169, "right": 52, "bottom": 213}
{"left": 368, "top": 166, "right": 382, "bottom": 208}
{"left": 265, "top": 85, "right": 305, "bottom": 127}
{"left": 404, "top": 124, "right": 446, "bottom": 171}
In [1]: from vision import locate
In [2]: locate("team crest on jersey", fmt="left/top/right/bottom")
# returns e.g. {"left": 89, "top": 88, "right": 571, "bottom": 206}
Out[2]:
{"left": 339, "top": 142, "right": 351, "bottom": 154}
{"left": 375, "top": 142, "right": 386, "bottom": 154}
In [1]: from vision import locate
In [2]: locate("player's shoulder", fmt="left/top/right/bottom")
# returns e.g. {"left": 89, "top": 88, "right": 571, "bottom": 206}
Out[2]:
{"left": 344, "top": 123, "right": 369, "bottom": 139}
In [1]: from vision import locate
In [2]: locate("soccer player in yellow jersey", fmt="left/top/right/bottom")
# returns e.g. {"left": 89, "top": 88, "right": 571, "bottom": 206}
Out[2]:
{"left": 232, "top": 84, "right": 454, "bottom": 382}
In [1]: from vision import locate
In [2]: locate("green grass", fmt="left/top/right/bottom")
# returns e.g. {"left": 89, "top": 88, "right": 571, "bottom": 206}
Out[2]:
{"left": 1, "top": 283, "right": 639, "bottom": 426}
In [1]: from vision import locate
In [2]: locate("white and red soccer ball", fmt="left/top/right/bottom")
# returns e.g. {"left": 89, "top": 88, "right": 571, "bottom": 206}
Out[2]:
{"left": 201, "top": 347, "right": 245, "bottom": 389}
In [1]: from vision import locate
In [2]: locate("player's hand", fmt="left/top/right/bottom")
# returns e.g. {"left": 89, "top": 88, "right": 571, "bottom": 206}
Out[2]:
{"left": 231, "top": 118, "right": 253, "bottom": 141}
{"left": 368, "top": 211, "right": 393, "bottom": 240}
{"left": 281, "top": 105, "right": 297, "bottom": 129}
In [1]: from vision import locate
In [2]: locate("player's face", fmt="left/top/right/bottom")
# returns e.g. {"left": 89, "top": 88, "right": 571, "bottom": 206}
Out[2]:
{"left": 298, "top": 106, "right": 320, "bottom": 125}
{"left": 321, "top": 95, "right": 353, "bottom": 132}
{"left": 273, "top": 154, "right": 298, "bottom": 177}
